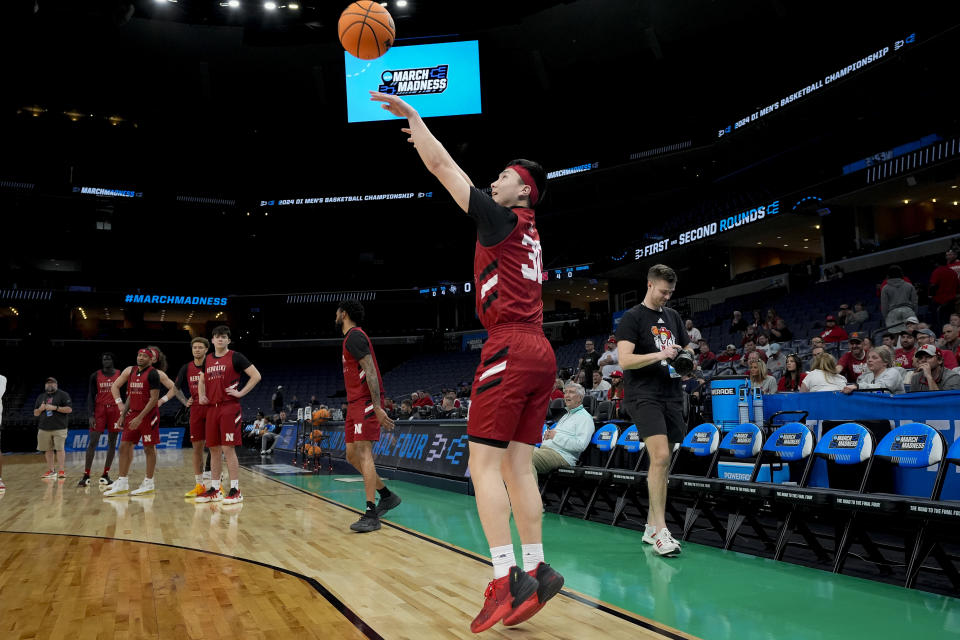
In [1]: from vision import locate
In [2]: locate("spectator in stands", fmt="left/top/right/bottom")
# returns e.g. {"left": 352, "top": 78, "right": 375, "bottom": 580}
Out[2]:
{"left": 820, "top": 315, "right": 849, "bottom": 343}
{"left": 895, "top": 331, "right": 918, "bottom": 368}
{"left": 697, "top": 341, "right": 716, "bottom": 371}
{"left": 434, "top": 393, "right": 464, "bottom": 419}
{"left": 271, "top": 385, "right": 284, "bottom": 414}
{"left": 740, "top": 325, "right": 759, "bottom": 346}
{"left": 245, "top": 411, "right": 267, "bottom": 448}
{"left": 810, "top": 336, "right": 825, "bottom": 351}
{"left": 918, "top": 328, "right": 958, "bottom": 369}
{"left": 930, "top": 249, "right": 959, "bottom": 327}
{"left": 837, "top": 304, "right": 854, "bottom": 327}
{"left": 769, "top": 317, "right": 793, "bottom": 343}
{"left": 951, "top": 313, "right": 960, "bottom": 329}
{"left": 843, "top": 346, "right": 904, "bottom": 395}
{"left": 777, "top": 354, "right": 806, "bottom": 392}
{"left": 607, "top": 371, "right": 624, "bottom": 415}
{"left": 881, "top": 333, "right": 896, "bottom": 350}
{"left": 763, "top": 308, "right": 779, "bottom": 332}
{"left": 412, "top": 390, "right": 434, "bottom": 407}
{"left": 681, "top": 370, "right": 703, "bottom": 400}
{"left": 260, "top": 417, "right": 279, "bottom": 455}
{"left": 398, "top": 399, "right": 414, "bottom": 420}
{"left": 799, "top": 353, "right": 846, "bottom": 392}
{"left": 907, "top": 345, "right": 960, "bottom": 392}
{"left": 748, "top": 359, "right": 777, "bottom": 395}
{"left": 289, "top": 395, "right": 302, "bottom": 411}
{"left": 837, "top": 332, "right": 868, "bottom": 383}
{"left": 765, "top": 343, "right": 786, "bottom": 377}
{"left": 939, "top": 323, "right": 960, "bottom": 353}
{"left": 851, "top": 301, "right": 869, "bottom": 327}
{"left": 862, "top": 336, "right": 875, "bottom": 352}
{"left": 949, "top": 246, "right": 960, "bottom": 278}
{"left": 881, "top": 265, "right": 918, "bottom": 333}
{"left": 756, "top": 334, "right": 773, "bottom": 357}
{"left": 810, "top": 345, "right": 825, "bottom": 361}
{"left": 741, "top": 339, "right": 767, "bottom": 363}
{"left": 750, "top": 310, "right": 763, "bottom": 330}
{"left": 717, "top": 344, "right": 740, "bottom": 369}
{"left": 531, "top": 381, "right": 594, "bottom": 475}
{"left": 597, "top": 338, "right": 622, "bottom": 379}
{"left": 729, "top": 310, "right": 747, "bottom": 335}
{"left": 684, "top": 319, "right": 701, "bottom": 345}
{"left": 309, "top": 394, "right": 321, "bottom": 407}
{"left": 550, "top": 378, "right": 564, "bottom": 400}
{"left": 589, "top": 370, "right": 610, "bottom": 401}
{"left": 577, "top": 339, "right": 601, "bottom": 390}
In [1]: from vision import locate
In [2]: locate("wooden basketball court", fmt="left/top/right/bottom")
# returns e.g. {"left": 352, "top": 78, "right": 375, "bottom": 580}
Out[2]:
{"left": 0, "top": 451, "right": 694, "bottom": 640}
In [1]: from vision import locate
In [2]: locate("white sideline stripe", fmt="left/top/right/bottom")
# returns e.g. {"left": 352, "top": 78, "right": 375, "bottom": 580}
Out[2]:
{"left": 480, "top": 274, "right": 498, "bottom": 299}
{"left": 479, "top": 360, "right": 507, "bottom": 382}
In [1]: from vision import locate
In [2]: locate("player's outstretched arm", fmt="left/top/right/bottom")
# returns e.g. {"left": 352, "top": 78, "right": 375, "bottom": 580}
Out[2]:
{"left": 369, "top": 91, "right": 473, "bottom": 212}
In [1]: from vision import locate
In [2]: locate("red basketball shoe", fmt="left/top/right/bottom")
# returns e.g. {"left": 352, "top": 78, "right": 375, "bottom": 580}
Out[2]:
{"left": 470, "top": 566, "right": 538, "bottom": 633}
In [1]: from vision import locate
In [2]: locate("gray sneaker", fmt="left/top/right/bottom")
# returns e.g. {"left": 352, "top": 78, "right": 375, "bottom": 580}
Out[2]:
{"left": 375, "top": 492, "right": 401, "bottom": 517}
{"left": 350, "top": 512, "right": 381, "bottom": 533}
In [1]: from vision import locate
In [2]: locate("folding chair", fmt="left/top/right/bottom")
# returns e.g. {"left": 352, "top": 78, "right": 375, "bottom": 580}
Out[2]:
{"left": 678, "top": 423, "right": 765, "bottom": 542}
{"left": 582, "top": 425, "right": 644, "bottom": 522}
{"left": 720, "top": 422, "right": 814, "bottom": 553}
{"left": 664, "top": 423, "right": 721, "bottom": 534}
{"left": 770, "top": 422, "right": 875, "bottom": 566}
{"left": 549, "top": 423, "right": 618, "bottom": 517}
{"left": 595, "top": 400, "right": 613, "bottom": 423}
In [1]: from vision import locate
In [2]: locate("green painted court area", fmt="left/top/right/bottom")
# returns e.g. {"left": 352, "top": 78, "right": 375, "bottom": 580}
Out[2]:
{"left": 279, "top": 473, "right": 960, "bottom": 640}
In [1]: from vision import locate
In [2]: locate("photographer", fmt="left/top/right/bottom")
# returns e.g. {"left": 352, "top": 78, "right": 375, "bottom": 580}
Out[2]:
{"left": 616, "top": 264, "right": 693, "bottom": 557}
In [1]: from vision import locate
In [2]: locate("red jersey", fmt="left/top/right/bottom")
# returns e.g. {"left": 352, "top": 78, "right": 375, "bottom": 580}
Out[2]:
{"left": 838, "top": 351, "right": 868, "bottom": 383}
{"left": 931, "top": 265, "right": 959, "bottom": 304}
{"left": 127, "top": 366, "right": 160, "bottom": 412}
{"left": 95, "top": 370, "right": 121, "bottom": 406}
{"left": 895, "top": 347, "right": 916, "bottom": 369}
{"left": 204, "top": 350, "right": 251, "bottom": 405}
{"left": 186, "top": 361, "right": 204, "bottom": 401}
{"left": 342, "top": 327, "right": 384, "bottom": 405}
{"left": 473, "top": 206, "right": 543, "bottom": 331}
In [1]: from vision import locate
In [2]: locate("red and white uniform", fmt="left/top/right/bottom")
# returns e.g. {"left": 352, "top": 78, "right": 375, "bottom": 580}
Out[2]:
{"left": 468, "top": 189, "right": 555, "bottom": 445}
{"left": 177, "top": 360, "right": 207, "bottom": 442}
{"left": 92, "top": 369, "right": 122, "bottom": 432}
{"left": 204, "top": 350, "right": 250, "bottom": 447}
{"left": 121, "top": 366, "right": 161, "bottom": 445}
{"left": 342, "top": 327, "right": 385, "bottom": 444}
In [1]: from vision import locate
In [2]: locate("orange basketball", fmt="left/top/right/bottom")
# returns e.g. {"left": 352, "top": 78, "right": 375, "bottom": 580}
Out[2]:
{"left": 312, "top": 409, "right": 330, "bottom": 426}
{"left": 338, "top": 1, "right": 395, "bottom": 60}
{"left": 311, "top": 429, "right": 324, "bottom": 442}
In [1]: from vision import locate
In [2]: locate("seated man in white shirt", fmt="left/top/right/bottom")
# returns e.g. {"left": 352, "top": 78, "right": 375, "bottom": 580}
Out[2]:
{"left": 597, "top": 337, "right": 622, "bottom": 378}
{"left": 532, "top": 381, "right": 595, "bottom": 475}
{"left": 589, "top": 370, "right": 611, "bottom": 401}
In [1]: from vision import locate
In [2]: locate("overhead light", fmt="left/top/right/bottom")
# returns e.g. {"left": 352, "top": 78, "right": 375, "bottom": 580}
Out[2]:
{"left": 954, "top": 201, "right": 959, "bottom": 206}
{"left": 783, "top": 244, "right": 789, "bottom": 247}
{"left": 815, "top": 225, "right": 820, "bottom": 229}
{"left": 396, "top": 0, "right": 407, "bottom": 6}
{"left": 288, "top": 2, "right": 299, "bottom": 7}
{"left": 932, "top": 198, "right": 937, "bottom": 203}
{"left": 903, "top": 199, "right": 909, "bottom": 204}
{"left": 228, "top": 0, "right": 240, "bottom": 6}
{"left": 803, "top": 238, "right": 809, "bottom": 241}
{"left": 803, "top": 246, "right": 809, "bottom": 249}
{"left": 756, "top": 241, "right": 762, "bottom": 245}
{"left": 264, "top": 1, "right": 276, "bottom": 9}
{"left": 952, "top": 185, "right": 958, "bottom": 189}
{"left": 380, "top": 1, "right": 388, "bottom": 5}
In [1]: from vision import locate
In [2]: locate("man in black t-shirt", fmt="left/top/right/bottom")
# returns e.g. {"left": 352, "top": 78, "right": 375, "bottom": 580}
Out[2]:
{"left": 33, "top": 377, "right": 74, "bottom": 479}
{"left": 615, "top": 264, "right": 692, "bottom": 558}
{"left": 577, "top": 340, "right": 600, "bottom": 389}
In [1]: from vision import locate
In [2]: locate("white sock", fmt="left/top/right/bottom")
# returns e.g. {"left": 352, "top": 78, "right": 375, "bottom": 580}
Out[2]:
{"left": 195, "top": 474, "right": 202, "bottom": 484}
{"left": 212, "top": 479, "right": 221, "bottom": 490}
{"left": 521, "top": 544, "right": 544, "bottom": 572}
{"left": 202, "top": 471, "right": 211, "bottom": 480}
{"left": 230, "top": 479, "right": 239, "bottom": 490}
{"left": 490, "top": 545, "right": 514, "bottom": 580}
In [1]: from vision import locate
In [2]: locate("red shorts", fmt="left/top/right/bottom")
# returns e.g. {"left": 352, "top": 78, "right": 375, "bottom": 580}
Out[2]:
{"left": 189, "top": 404, "right": 208, "bottom": 442}
{"left": 120, "top": 408, "right": 161, "bottom": 445}
{"left": 205, "top": 402, "right": 242, "bottom": 447}
{"left": 467, "top": 324, "right": 556, "bottom": 445}
{"left": 93, "top": 403, "right": 122, "bottom": 433}
{"left": 345, "top": 400, "right": 381, "bottom": 444}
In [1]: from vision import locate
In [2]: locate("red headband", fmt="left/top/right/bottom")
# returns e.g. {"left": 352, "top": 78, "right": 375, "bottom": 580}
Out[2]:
{"left": 138, "top": 348, "right": 151, "bottom": 357}
{"left": 507, "top": 164, "right": 539, "bottom": 207}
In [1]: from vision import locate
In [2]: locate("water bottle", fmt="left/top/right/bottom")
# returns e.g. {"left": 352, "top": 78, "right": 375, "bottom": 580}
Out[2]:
{"left": 737, "top": 385, "right": 749, "bottom": 425}
{"left": 752, "top": 387, "right": 764, "bottom": 426}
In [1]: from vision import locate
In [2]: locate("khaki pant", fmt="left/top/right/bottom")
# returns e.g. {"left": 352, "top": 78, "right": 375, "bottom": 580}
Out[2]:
{"left": 532, "top": 447, "right": 570, "bottom": 475}
{"left": 37, "top": 429, "right": 68, "bottom": 452}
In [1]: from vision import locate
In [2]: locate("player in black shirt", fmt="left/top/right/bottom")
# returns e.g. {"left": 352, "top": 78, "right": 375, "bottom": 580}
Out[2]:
{"left": 615, "top": 264, "right": 693, "bottom": 557}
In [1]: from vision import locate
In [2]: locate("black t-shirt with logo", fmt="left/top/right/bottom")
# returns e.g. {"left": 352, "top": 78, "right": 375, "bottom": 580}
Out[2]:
{"left": 615, "top": 304, "right": 690, "bottom": 401}
{"left": 34, "top": 389, "right": 73, "bottom": 431}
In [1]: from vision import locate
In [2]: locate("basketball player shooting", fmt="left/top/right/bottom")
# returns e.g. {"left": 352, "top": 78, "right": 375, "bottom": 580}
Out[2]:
{"left": 371, "top": 91, "right": 564, "bottom": 633}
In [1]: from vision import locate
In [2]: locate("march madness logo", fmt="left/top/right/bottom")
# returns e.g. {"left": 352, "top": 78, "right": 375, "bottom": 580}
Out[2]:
{"left": 378, "top": 65, "right": 448, "bottom": 96}
{"left": 651, "top": 326, "right": 676, "bottom": 366}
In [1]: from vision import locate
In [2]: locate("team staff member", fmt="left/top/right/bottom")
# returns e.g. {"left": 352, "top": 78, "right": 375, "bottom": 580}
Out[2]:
{"left": 34, "top": 377, "right": 73, "bottom": 480}
{"left": 616, "top": 264, "right": 692, "bottom": 557}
